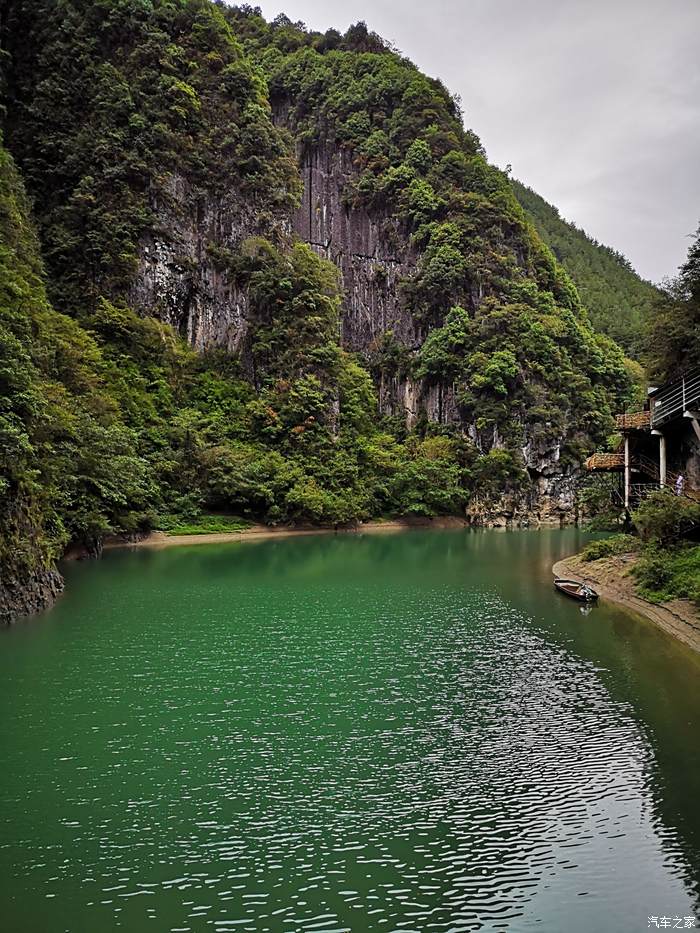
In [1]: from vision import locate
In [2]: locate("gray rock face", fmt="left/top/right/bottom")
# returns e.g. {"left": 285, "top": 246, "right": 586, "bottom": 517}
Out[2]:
{"left": 0, "top": 568, "right": 64, "bottom": 625}
{"left": 292, "top": 143, "right": 419, "bottom": 353}
{"left": 288, "top": 142, "right": 577, "bottom": 523}
{"left": 464, "top": 478, "right": 577, "bottom": 527}
{"left": 292, "top": 143, "right": 477, "bottom": 433}
{"left": 129, "top": 173, "right": 287, "bottom": 353}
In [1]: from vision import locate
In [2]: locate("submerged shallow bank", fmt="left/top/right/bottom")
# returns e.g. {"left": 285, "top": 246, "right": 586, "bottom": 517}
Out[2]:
{"left": 2, "top": 518, "right": 467, "bottom": 623}
{"left": 553, "top": 554, "right": 700, "bottom": 653}
{"left": 103, "top": 516, "right": 469, "bottom": 550}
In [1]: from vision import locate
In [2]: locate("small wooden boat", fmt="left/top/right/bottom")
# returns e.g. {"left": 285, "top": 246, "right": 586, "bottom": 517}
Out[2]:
{"left": 554, "top": 578, "right": 599, "bottom": 602}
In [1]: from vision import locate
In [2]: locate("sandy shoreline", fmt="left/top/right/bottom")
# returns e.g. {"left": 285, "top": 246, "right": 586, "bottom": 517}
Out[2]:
{"left": 103, "top": 516, "right": 468, "bottom": 550}
{"left": 553, "top": 553, "right": 700, "bottom": 653}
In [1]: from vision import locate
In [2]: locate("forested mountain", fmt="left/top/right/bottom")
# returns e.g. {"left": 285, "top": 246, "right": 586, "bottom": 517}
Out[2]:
{"left": 0, "top": 1, "right": 636, "bottom": 619}
{"left": 512, "top": 181, "right": 660, "bottom": 358}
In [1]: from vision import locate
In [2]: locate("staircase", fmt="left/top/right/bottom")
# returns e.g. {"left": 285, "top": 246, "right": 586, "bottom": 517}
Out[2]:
{"left": 602, "top": 452, "right": 700, "bottom": 508}
{"left": 634, "top": 454, "right": 700, "bottom": 501}
{"left": 611, "top": 484, "right": 657, "bottom": 507}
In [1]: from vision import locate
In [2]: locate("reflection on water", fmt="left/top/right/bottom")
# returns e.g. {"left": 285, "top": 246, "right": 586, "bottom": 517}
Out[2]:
{"left": 0, "top": 528, "right": 699, "bottom": 932}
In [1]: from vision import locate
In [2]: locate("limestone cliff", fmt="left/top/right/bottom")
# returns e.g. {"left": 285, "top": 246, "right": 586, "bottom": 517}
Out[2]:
{"left": 286, "top": 139, "right": 580, "bottom": 524}
{"left": 0, "top": 569, "right": 63, "bottom": 625}
{"left": 291, "top": 142, "right": 419, "bottom": 354}
{"left": 123, "top": 134, "right": 584, "bottom": 526}
{"left": 128, "top": 172, "right": 289, "bottom": 354}
{"left": 0, "top": 0, "right": 641, "bottom": 630}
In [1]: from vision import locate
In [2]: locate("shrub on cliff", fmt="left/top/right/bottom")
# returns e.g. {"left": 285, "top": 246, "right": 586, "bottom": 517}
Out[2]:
{"left": 646, "top": 223, "right": 700, "bottom": 382}
{"left": 0, "top": 0, "right": 646, "bottom": 608}
{"left": 2, "top": 0, "right": 300, "bottom": 313}
{"left": 230, "top": 9, "right": 635, "bottom": 464}
{"left": 512, "top": 180, "right": 660, "bottom": 358}
{"left": 0, "top": 140, "right": 154, "bottom": 579}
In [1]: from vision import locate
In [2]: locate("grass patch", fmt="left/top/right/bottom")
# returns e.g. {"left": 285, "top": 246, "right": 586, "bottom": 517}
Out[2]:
{"left": 632, "top": 544, "right": 700, "bottom": 606}
{"left": 157, "top": 514, "right": 253, "bottom": 535}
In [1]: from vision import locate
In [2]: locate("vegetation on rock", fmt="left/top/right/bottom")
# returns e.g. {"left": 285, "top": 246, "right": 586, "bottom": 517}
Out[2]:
{"left": 580, "top": 222, "right": 700, "bottom": 608}
{"left": 227, "top": 7, "right": 635, "bottom": 451}
{"left": 581, "top": 494, "right": 700, "bottom": 607}
{"left": 1, "top": 0, "right": 300, "bottom": 313}
{"left": 631, "top": 490, "right": 700, "bottom": 606}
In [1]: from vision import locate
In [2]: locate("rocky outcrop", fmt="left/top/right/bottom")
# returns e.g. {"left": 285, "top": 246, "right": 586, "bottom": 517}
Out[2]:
{"left": 462, "top": 428, "right": 578, "bottom": 526}
{"left": 291, "top": 142, "right": 419, "bottom": 353}
{"left": 129, "top": 172, "right": 288, "bottom": 353}
{"left": 0, "top": 568, "right": 64, "bottom": 625}
{"left": 465, "top": 480, "right": 577, "bottom": 528}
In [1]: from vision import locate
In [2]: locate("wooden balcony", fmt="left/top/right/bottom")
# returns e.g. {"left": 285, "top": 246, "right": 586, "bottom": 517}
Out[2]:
{"left": 615, "top": 411, "right": 651, "bottom": 431}
{"left": 585, "top": 452, "right": 625, "bottom": 471}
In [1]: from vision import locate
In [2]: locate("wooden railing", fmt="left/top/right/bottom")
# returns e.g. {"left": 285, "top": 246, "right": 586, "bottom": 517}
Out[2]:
{"left": 635, "top": 453, "right": 679, "bottom": 485}
{"left": 585, "top": 451, "right": 699, "bottom": 499}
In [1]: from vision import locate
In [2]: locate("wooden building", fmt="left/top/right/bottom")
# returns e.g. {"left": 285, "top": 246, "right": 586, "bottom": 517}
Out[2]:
{"left": 586, "top": 368, "right": 700, "bottom": 508}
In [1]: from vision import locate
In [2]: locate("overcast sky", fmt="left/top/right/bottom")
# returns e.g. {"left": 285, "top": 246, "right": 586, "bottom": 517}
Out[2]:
{"left": 251, "top": 0, "right": 700, "bottom": 284}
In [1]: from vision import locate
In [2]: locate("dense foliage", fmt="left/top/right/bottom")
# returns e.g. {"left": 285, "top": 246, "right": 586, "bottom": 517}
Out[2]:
{"left": 577, "top": 222, "right": 700, "bottom": 606}
{"left": 631, "top": 491, "right": 700, "bottom": 605}
{"left": 632, "top": 489, "right": 700, "bottom": 549}
{"left": 513, "top": 181, "right": 660, "bottom": 358}
{"left": 580, "top": 495, "right": 700, "bottom": 606}
{"left": 647, "top": 224, "right": 700, "bottom": 382}
{"left": 633, "top": 545, "right": 700, "bottom": 606}
{"left": 580, "top": 534, "right": 638, "bottom": 562}
{"left": 0, "top": 2, "right": 644, "bottom": 607}
{"left": 0, "top": 139, "right": 151, "bottom": 578}
{"left": 1, "top": 0, "right": 300, "bottom": 312}
{"left": 0, "top": 133, "right": 473, "bottom": 591}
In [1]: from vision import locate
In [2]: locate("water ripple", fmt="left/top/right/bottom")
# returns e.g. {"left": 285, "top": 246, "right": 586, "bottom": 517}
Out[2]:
{"left": 1, "top": 533, "right": 698, "bottom": 931}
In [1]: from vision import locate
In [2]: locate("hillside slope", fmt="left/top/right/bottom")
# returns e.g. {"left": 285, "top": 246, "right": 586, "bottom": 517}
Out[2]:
{"left": 512, "top": 180, "right": 660, "bottom": 357}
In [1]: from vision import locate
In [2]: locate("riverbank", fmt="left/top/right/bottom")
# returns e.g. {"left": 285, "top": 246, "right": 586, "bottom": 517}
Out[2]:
{"left": 553, "top": 553, "right": 700, "bottom": 653}
{"left": 103, "top": 516, "right": 469, "bottom": 550}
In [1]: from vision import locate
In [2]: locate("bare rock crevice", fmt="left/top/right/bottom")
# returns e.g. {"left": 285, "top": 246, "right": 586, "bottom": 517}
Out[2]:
{"left": 129, "top": 172, "right": 290, "bottom": 354}
{"left": 291, "top": 142, "right": 420, "bottom": 354}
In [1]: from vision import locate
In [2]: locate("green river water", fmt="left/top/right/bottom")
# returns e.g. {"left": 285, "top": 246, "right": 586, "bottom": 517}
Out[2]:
{"left": 1, "top": 528, "right": 699, "bottom": 933}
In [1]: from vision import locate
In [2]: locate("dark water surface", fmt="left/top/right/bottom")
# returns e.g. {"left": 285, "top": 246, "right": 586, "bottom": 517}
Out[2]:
{"left": 1, "top": 528, "right": 700, "bottom": 933}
